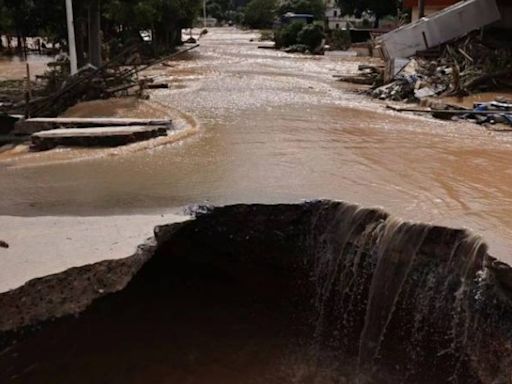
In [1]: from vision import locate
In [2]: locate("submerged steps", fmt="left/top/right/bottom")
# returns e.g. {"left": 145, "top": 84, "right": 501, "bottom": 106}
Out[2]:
{"left": 31, "top": 125, "right": 169, "bottom": 150}
{"left": 14, "top": 117, "right": 173, "bottom": 135}
{"left": 13, "top": 117, "right": 174, "bottom": 150}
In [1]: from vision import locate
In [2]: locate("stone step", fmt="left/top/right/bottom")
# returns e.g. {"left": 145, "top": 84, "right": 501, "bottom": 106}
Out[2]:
{"left": 15, "top": 117, "right": 173, "bottom": 135}
{"left": 31, "top": 125, "right": 168, "bottom": 150}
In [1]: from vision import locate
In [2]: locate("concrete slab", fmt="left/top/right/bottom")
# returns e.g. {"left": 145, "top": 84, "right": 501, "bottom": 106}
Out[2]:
{"left": 31, "top": 125, "right": 168, "bottom": 150}
{"left": 378, "top": 0, "right": 501, "bottom": 60}
{"left": 0, "top": 213, "right": 190, "bottom": 293}
{"left": 14, "top": 117, "right": 173, "bottom": 135}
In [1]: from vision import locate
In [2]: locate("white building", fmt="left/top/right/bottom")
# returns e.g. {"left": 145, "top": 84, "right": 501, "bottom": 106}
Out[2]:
{"left": 324, "top": 0, "right": 376, "bottom": 30}
{"left": 325, "top": 0, "right": 345, "bottom": 29}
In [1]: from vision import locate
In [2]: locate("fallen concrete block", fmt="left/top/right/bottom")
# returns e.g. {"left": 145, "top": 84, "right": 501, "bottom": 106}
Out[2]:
{"left": 377, "top": 0, "right": 501, "bottom": 60}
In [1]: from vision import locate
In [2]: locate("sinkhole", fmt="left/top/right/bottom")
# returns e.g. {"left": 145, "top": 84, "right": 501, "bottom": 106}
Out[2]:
{"left": 1, "top": 201, "right": 512, "bottom": 383}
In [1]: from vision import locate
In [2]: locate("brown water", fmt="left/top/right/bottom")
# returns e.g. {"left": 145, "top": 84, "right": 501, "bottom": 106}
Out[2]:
{"left": 0, "top": 54, "right": 52, "bottom": 81}
{"left": 1, "top": 28, "right": 512, "bottom": 261}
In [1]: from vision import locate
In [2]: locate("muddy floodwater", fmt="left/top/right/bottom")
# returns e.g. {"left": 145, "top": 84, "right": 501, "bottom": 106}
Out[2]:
{"left": 0, "top": 54, "right": 52, "bottom": 81}
{"left": 1, "top": 28, "right": 512, "bottom": 262}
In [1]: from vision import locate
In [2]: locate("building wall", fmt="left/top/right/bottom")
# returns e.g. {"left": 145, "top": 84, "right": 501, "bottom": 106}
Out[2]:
{"left": 408, "top": 0, "right": 512, "bottom": 27}
{"left": 324, "top": 0, "right": 375, "bottom": 30}
{"left": 496, "top": 5, "right": 512, "bottom": 28}
{"left": 325, "top": 0, "right": 345, "bottom": 29}
{"left": 411, "top": 6, "right": 447, "bottom": 20}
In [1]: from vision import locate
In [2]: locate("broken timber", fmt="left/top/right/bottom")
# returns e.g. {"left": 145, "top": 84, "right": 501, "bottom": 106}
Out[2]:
{"left": 14, "top": 117, "right": 173, "bottom": 135}
{"left": 31, "top": 125, "right": 168, "bottom": 151}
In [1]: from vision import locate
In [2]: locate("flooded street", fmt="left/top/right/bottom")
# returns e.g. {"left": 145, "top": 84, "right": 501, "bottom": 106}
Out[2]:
{"left": 0, "top": 54, "right": 52, "bottom": 81}
{"left": 1, "top": 28, "right": 512, "bottom": 261}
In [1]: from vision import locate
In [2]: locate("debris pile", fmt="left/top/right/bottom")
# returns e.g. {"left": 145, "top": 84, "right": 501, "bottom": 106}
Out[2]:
{"left": 334, "top": 64, "right": 384, "bottom": 85}
{"left": 386, "top": 97, "right": 512, "bottom": 129}
{"left": 373, "top": 34, "right": 512, "bottom": 101}
{"left": 452, "top": 98, "right": 512, "bottom": 128}
{"left": 337, "top": 34, "right": 512, "bottom": 103}
{"left": 0, "top": 44, "right": 199, "bottom": 118}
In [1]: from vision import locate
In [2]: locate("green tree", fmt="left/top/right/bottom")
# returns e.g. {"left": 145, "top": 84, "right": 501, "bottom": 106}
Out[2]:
{"left": 297, "top": 23, "right": 324, "bottom": 50}
{"left": 336, "top": 0, "right": 400, "bottom": 27}
{"left": 104, "top": 0, "right": 201, "bottom": 50}
{"left": 274, "top": 21, "right": 303, "bottom": 48}
{"left": 206, "top": 0, "right": 232, "bottom": 21}
{"left": 243, "top": 0, "right": 277, "bottom": 29}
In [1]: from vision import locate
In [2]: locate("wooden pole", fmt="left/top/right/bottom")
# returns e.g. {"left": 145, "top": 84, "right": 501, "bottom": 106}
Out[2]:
{"left": 418, "top": 0, "right": 426, "bottom": 19}
{"left": 88, "top": 0, "right": 102, "bottom": 67}
{"left": 203, "top": 0, "right": 207, "bottom": 28}
{"left": 25, "top": 63, "right": 31, "bottom": 118}
{"left": 26, "top": 63, "right": 32, "bottom": 100}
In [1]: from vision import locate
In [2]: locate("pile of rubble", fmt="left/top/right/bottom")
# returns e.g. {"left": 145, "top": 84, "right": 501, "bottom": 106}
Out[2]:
{"left": 372, "top": 58, "right": 449, "bottom": 101}
{"left": 372, "top": 34, "right": 512, "bottom": 101}
{"left": 338, "top": 34, "right": 512, "bottom": 103}
{"left": 334, "top": 64, "right": 384, "bottom": 86}
{"left": 0, "top": 44, "right": 199, "bottom": 119}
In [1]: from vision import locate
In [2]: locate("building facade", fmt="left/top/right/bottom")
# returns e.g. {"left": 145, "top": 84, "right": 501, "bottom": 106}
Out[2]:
{"left": 324, "top": 0, "right": 376, "bottom": 30}
{"left": 404, "top": 0, "right": 512, "bottom": 28}
{"left": 324, "top": 0, "right": 345, "bottom": 29}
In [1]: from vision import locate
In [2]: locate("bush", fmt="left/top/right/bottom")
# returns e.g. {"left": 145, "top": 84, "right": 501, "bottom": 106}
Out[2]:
{"left": 274, "top": 21, "right": 304, "bottom": 48}
{"left": 259, "top": 30, "right": 274, "bottom": 41}
{"left": 297, "top": 24, "right": 325, "bottom": 51}
{"left": 329, "top": 29, "right": 351, "bottom": 50}
{"left": 225, "top": 9, "right": 244, "bottom": 25}
{"left": 243, "top": 0, "right": 277, "bottom": 29}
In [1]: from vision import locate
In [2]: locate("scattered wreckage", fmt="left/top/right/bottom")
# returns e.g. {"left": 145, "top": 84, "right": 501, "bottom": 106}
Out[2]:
{"left": 336, "top": 0, "right": 512, "bottom": 127}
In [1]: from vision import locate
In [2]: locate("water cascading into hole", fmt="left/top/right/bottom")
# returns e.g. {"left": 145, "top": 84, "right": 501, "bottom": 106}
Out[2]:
{"left": 0, "top": 202, "right": 511, "bottom": 384}
{"left": 307, "top": 202, "right": 501, "bottom": 383}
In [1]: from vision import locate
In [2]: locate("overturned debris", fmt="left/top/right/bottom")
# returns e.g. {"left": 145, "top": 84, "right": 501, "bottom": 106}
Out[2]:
{"left": 334, "top": 64, "right": 384, "bottom": 86}
{"left": 370, "top": 33, "right": 512, "bottom": 102}
{"left": 377, "top": 0, "right": 501, "bottom": 60}
{"left": 2, "top": 45, "right": 199, "bottom": 119}
{"left": 387, "top": 98, "right": 512, "bottom": 128}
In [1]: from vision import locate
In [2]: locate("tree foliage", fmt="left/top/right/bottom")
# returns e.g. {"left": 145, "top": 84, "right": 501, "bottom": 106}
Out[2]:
{"left": 0, "top": 0, "right": 201, "bottom": 51}
{"left": 297, "top": 23, "right": 324, "bottom": 50}
{"left": 243, "top": 0, "right": 277, "bottom": 29}
{"left": 206, "top": 0, "right": 233, "bottom": 21}
{"left": 274, "top": 21, "right": 304, "bottom": 48}
{"left": 336, "top": 0, "right": 400, "bottom": 26}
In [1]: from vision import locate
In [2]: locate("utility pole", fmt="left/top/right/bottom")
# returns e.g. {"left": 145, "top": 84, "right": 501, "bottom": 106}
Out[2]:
{"left": 203, "top": 0, "right": 207, "bottom": 28}
{"left": 88, "top": 0, "right": 102, "bottom": 67}
{"left": 65, "top": 0, "right": 78, "bottom": 75}
{"left": 418, "top": 0, "right": 426, "bottom": 18}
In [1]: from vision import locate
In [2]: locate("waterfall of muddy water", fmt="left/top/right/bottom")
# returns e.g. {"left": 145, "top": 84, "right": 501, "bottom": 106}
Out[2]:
{"left": 1, "top": 202, "right": 511, "bottom": 384}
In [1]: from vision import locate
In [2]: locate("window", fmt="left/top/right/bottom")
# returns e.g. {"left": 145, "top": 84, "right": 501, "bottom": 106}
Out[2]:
{"left": 333, "top": 10, "right": 337, "bottom": 17}
{"left": 336, "top": 23, "right": 340, "bottom": 29}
